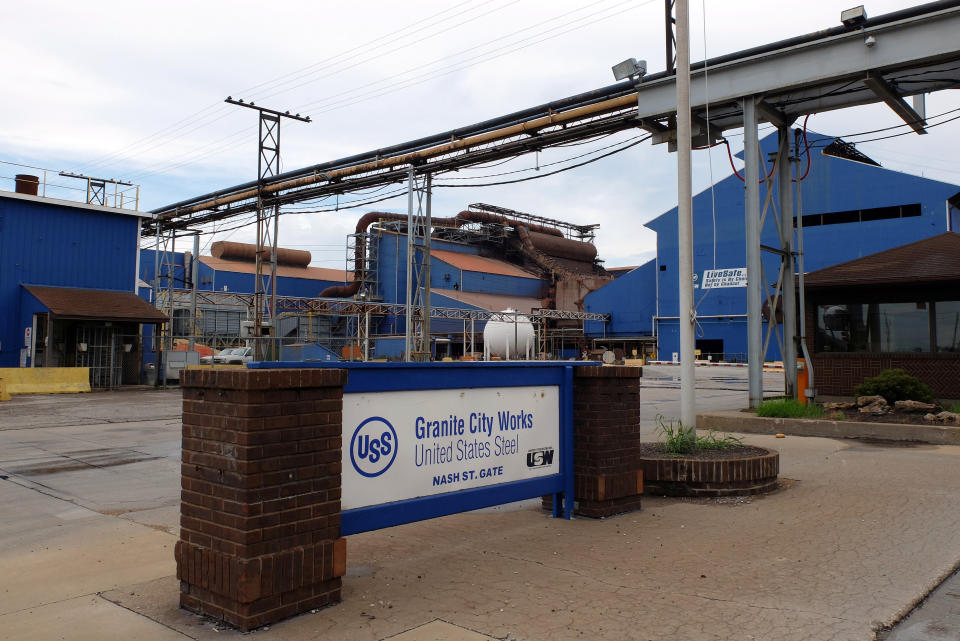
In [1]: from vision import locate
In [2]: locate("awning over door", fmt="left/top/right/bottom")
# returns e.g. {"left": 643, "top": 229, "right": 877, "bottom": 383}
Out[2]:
{"left": 24, "top": 285, "right": 168, "bottom": 323}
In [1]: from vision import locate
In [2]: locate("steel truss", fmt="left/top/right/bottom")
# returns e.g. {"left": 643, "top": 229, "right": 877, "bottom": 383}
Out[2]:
{"left": 467, "top": 203, "right": 599, "bottom": 242}
{"left": 156, "top": 288, "right": 608, "bottom": 361}
{"left": 405, "top": 170, "right": 432, "bottom": 361}
{"left": 157, "top": 288, "right": 608, "bottom": 323}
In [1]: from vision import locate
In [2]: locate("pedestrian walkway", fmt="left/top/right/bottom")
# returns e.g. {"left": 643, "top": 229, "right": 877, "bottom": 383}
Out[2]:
{"left": 2, "top": 390, "right": 959, "bottom": 640}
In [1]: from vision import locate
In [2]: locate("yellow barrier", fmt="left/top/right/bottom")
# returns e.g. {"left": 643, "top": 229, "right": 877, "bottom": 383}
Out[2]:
{"left": 0, "top": 368, "right": 91, "bottom": 395}
{"left": 0, "top": 378, "right": 9, "bottom": 402}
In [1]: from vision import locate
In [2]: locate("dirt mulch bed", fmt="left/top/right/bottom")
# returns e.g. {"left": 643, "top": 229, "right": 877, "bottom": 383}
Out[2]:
{"left": 828, "top": 409, "right": 946, "bottom": 425}
{"left": 636, "top": 443, "right": 769, "bottom": 460}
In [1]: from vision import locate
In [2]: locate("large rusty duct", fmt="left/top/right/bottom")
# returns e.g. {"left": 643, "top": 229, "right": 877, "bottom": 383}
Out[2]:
{"left": 210, "top": 241, "right": 311, "bottom": 267}
{"left": 320, "top": 210, "right": 608, "bottom": 313}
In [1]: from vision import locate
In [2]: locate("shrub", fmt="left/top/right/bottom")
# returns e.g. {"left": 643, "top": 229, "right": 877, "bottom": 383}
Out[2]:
{"left": 854, "top": 369, "right": 934, "bottom": 404}
{"left": 656, "top": 415, "right": 742, "bottom": 454}
{"left": 756, "top": 398, "right": 825, "bottom": 419}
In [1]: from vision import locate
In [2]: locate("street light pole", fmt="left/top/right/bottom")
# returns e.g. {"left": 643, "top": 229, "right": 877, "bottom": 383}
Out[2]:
{"left": 676, "top": 0, "right": 696, "bottom": 428}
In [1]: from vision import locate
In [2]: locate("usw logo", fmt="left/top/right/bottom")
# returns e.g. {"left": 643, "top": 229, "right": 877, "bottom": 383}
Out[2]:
{"left": 526, "top": 447, "right": 555, "bottom": 468}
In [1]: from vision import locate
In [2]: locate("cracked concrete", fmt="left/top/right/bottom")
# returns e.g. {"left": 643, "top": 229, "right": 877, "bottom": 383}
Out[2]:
{"left": 1, "top": 368, "right": 959, "bottom": 640}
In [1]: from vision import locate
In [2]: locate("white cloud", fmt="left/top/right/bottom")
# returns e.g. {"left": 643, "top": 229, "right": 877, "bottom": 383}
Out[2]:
{"left": 4, "top": 0, "right": 959, "bottom": 268}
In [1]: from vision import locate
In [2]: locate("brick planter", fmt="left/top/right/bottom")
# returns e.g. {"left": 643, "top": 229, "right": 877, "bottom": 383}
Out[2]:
{"left": 175, "top": 368, "right": 347, "bottom": 631}
{"left": 638, "top": 448, "right": 779, "bottom": 497}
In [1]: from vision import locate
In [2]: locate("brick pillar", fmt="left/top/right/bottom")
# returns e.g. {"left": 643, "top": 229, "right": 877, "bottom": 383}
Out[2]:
{"left": 571, "top": 366, "right": 644, "bottom": 518}
{"left": 175, "top": 368, "right": 347, "bottom": 631}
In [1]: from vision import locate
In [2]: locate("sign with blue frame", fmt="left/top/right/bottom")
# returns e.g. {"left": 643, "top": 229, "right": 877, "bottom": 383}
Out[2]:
{"left": 343, "top": 386, "right": 560, "bottom": 510}
{"left": 248, "top": 360, "right": 586, "bottom": 535}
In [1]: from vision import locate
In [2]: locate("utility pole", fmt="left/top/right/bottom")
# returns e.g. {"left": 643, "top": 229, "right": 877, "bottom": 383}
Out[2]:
{"left": 225, "top": 97, "right": 310, "bottom": 360}
{"left": 675, "top": 0, "right": 696, "bottom": 428}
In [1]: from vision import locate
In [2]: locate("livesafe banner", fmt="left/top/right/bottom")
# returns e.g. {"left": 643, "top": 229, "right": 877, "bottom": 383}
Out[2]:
{"left": 342, "top": 386, "right": 561, "bottom": 510}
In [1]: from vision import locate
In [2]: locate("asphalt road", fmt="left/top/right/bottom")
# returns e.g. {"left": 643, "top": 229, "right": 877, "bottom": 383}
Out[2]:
{"left": 2, "top": 368, "right": 959, "bottom": 641}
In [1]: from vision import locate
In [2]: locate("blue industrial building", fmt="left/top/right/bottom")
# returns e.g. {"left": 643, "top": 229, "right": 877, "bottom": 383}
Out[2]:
{"left": 585, "top": 131, "right": 960, "bottom": 362}
{"left": 138, "top": 242, "right": 348, "bottom": 353}
{"left": 360, "top": 228, "right": 552, "bottom": 359}
{"left": 0, "top": 189, "right": 165, "bottom": 385}
{"left": 138, "top": 246, "right": 348, "bottom": 300}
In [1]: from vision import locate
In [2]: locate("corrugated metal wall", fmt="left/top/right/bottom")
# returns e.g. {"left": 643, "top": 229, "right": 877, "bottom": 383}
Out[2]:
{"left": 636, "top": 131, "right": 960, "bottom": 361}
{"left": 0, "top": 196, "right": 140, "bottom": 367}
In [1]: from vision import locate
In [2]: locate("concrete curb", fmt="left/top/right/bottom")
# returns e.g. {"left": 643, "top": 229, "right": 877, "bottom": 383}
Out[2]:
{"left": 647, "top": 361, "right": 784, "bottom": 371}
{"left": 697, "top": 410, "right": 960, "bottom": 445}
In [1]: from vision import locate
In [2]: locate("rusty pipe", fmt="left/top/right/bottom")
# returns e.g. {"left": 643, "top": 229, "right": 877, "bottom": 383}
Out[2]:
{"left": 165, "top": 93, "right": 639, "bottom": 218}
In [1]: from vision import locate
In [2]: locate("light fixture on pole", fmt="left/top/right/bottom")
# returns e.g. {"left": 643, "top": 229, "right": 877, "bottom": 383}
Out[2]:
{"left": 841, "top": 5, "right": 867, "bottom": 27}
{"left": 612, "top": 58, "right": 647, "bottom": 82}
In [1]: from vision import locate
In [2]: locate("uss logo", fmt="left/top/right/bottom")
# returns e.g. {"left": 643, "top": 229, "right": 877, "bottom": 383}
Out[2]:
{"left": 350, "top": 416, "right": 398, "bottom": 478}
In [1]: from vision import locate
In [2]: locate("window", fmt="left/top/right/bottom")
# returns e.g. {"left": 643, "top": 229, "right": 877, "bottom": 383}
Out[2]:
{"left": 816, "top": 300, "right": 960, "bottom": 353}
{"left": 798, "top": 203, "right": 921, "bottom": 228}
{"left": 935, "top": 301, "right": 960, "bottom": 353}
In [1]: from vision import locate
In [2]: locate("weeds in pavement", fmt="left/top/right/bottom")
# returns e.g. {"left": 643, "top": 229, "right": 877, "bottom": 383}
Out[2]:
{"left": 756, "top": 398, "right": 825, "bottom": 419}
{"left": 657, "top": 414, "right": 743, "bottom": 455}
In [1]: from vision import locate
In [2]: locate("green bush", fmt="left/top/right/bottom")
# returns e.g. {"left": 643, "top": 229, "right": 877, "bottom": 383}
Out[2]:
{"left": 656, "top": 415, "right": 742, "bottom": 454}
{"left": 756, "top": 398, "right": 825, "bottom": 419}
{"left": 854, "top": 369, "right": 934, "bottom": 404}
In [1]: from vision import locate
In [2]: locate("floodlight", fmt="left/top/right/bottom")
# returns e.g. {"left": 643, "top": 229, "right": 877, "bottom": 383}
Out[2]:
{"left": 841, "top": 6, "right": 867, "bottom": 26}
{"left": 612, "top": 58, "right": 647, "bottom": 82}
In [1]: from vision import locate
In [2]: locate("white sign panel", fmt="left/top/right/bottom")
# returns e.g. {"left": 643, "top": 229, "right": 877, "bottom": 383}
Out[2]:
{"left": 342, "top": 386, "right": 560, "bottom": 510}
{"left": 701, "top": 268, "right": 747, "bottom": 289}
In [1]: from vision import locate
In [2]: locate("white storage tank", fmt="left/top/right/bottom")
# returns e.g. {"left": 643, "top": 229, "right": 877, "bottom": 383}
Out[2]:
{"left": 483, "top": 309, "right": 535, "bottom": 360}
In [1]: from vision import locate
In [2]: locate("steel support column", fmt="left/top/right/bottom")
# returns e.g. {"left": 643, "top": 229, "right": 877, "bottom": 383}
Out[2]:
{"left": 404, "top": 167, "right": 415, "bottom": 361}
{"left": 743, "top": 97, "right": 763, "bottom": 407}
{"left": 189, "top": 232, "right": 199, "bottom": 352}
{"left": 422, "top": 174, "right": 432, "bottom": 358}
{"left": 777, "top": 128, "right": 798, "bottom": 398}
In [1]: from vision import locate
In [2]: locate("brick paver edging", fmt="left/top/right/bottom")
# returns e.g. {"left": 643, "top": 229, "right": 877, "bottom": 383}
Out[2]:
{"left": 638, "top": 448, "right": 779, "bottom": 497}
{"left": 175, "top": 368, "right": 347, "bottom": 631}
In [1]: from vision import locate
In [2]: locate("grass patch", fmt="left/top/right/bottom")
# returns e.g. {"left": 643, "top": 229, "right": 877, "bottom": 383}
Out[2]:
{"left": 657, "top": 415, "right": 742, "bottom": 455}
{"left": 946, "top": 403, "right": 960, "bottom": 414}
{"left": 756, "top": 398, "right": 825, "bottom": 419}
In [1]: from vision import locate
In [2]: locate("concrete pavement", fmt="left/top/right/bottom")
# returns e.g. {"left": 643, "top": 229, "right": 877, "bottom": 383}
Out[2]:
{"left": 1, "top": 369, "right": 959, "bottom": 640}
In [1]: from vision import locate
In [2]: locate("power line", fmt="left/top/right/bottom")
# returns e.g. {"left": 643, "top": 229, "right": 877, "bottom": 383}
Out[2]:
{"left": 254, "top": 0, "right": 521, "bottom": 104}
{"left": 435, "top": 135, "right": 650, "bottom": 188}
{"left": 442, "top": 132, "right": 640, "bottom": 181}
{"left": 80, "top": 1, "right": 510, "bottom": 176}
{"left": 298, "top": 0, "right": 653, "bottom": 116}
{"left": 240, "top": 0, "right": 494, "bottom": 100}
{"left": 133, "top": 0, "right": 649, "bottom": 181}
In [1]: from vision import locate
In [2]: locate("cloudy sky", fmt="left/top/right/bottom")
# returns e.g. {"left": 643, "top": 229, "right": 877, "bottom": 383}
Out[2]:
{"left": 2, "top": 0, "right": 958, "bottom": 270}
